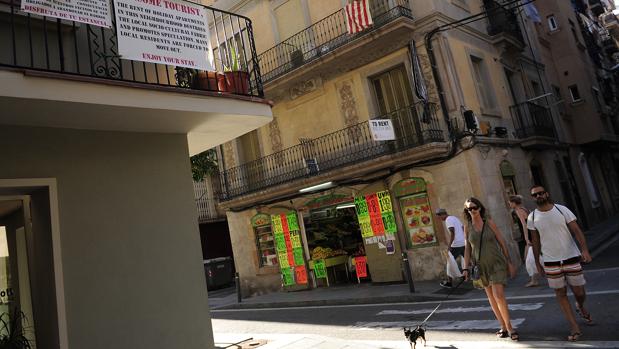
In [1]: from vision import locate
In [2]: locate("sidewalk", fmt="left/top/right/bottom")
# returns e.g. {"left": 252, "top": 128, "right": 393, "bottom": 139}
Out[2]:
{"left": 210, "top": 214, "right": 619, "bottom": 311}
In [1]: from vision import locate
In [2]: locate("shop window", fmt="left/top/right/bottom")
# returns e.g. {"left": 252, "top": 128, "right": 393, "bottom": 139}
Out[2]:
{"left": 568, "top": 85, "right": 581, "bottom": 102}
{"left": 500, "top": 160, "right": 517, "bottom": 197}
{"left": 393, "top": 178, "right": 438, "bottom": 249}
{"left": 251, "top": 213, "right": 278, "bottom": 267}
{"left": 547, "top": 15, "right": 558, "bottom": 31}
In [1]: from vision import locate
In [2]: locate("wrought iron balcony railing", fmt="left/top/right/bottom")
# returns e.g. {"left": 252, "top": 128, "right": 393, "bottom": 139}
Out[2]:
{"left": 218, "top": 102, "right": 444, "bottom": 200}
{"left": 482, "top": 0, "right": 524, "bottom": 44}
{"left": 0, "top": 0, "right": 263, "bottom": 97}
{"left": 510, "top": 101, "right": 556, "bottom": 139}
{"left": 257, "top": 0, "right": 411, "bottom": 83}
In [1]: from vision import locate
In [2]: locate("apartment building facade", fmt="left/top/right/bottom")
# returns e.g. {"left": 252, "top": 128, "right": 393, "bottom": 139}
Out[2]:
{"left": 204, "top": 0, "right": 619, "bottom": 297}
{"left": 0, "top": 1, "right": 272, "bottom": 348}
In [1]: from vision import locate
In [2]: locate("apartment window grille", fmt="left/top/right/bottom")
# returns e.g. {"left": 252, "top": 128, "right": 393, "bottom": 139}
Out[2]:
{"left": 547, "top": 15, "right": 559, "bottom": 31}
{"left": 568, "top": 85, "right": 582, "bottom": 102}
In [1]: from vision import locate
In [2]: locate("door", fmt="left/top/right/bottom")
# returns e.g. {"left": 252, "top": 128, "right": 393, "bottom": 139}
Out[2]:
{"left": 371, "top": 65, "right": 419, "bottom": 149}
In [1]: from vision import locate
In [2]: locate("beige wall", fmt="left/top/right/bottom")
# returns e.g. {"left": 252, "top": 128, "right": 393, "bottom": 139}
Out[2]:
{"left": 0, "top": 126, "right": 213, "bottom": 349}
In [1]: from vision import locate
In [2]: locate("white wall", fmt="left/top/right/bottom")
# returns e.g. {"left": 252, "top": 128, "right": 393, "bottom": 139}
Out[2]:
{"left": 0, "top": 126, "right": 213, "bottom": 349}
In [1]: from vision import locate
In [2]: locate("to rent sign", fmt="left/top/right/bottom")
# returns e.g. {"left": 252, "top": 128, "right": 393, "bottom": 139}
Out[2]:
{"left": 369, "top": 119, "right": 395, "bottom": 141}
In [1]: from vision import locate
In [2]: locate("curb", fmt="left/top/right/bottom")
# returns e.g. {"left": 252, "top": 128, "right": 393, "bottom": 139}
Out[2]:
{"left": 214, "top": 293, "right": 459, "bottom": 310}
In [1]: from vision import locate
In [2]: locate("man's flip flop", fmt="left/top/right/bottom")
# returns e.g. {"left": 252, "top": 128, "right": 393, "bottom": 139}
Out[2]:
{"left": 568, "top": 332, "right": 582, "bottom": 341}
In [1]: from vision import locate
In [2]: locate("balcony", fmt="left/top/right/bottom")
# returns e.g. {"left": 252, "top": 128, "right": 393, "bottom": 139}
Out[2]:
{"left": 510, "top": 101, "right": 556, "bottom": 147}
{"left": 257, "top": 0, "right": 412, "bottom": 87}
{"left": 218, "top": 102, "right": 446, "bottom": 201}
{"left": 588, "top": 0, "right": 605, "bottom": 17}
{"left": 482, "top": 0, "right": 524, "bottom": 53}
{"left": 194, "top": 179, "right": 226, "bottom": 223}
{"left": 0, "top": 0, "right": 272, "bottom": 155}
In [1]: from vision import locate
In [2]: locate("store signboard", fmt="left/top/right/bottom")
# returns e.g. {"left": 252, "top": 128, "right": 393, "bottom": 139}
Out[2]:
{"left": 271, "top": 212, "right": 307, "bottom": 287}
{"left": 21, "top": 0, "right": 112, "bottom": 27}
{"left": 314, "top": 259, "right": 327, "bottom": 279}
{"left": 400, "top": 193, "right": 437, "bottom": 248}
{"left": 113, "top": 0, "right": 215, "bottom": 70}
{"left": 354, "top": 190, "right": 397, "bottom": 238}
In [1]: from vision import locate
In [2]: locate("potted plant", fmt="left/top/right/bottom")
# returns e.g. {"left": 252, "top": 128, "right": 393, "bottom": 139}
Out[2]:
{"left": 290, "top": 48, "right": 304, "bottom": 68}
{"left": 195, "top": 70, "right": 227, "bottom": 92}
{"left": 0, "top": 309, "right": 32, "bottom": 349}
{"left": 223, "top": 46, "right": 250, "bottom": 95}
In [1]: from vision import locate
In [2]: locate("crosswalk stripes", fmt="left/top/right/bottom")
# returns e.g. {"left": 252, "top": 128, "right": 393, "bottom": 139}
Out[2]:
{"left": 376, "top": 302, "right": 544, "bottom": 316}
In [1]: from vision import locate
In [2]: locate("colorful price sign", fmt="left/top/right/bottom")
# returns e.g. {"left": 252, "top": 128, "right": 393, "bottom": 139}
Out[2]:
{"left": 293, "top": 248, "right": 305, "bottom": 266}
{"left": 355, "top": 256, "right": 368, "bottom": 278}
{"left": 278, "top": 252, "right": 289, "bottom": 268}
{"left": 314, "top": 259, "right": 327, "bottom": 279}
{"left": 355, "top": 190, "right": 397, "bottom": 238}
{"left": 286, "top": 212, "right": 299, "bottom": 231}
{"left": 271, "top": 215, "right": 283, "bottom": 233}
{"left": 281, "top": 267, "right": 295, "bottom": 286}
{"left": 295, "top": 265, "right": 308, "bottom": 284}
{"left": 290, "top": 233, "right": 302, "bottom": 248}
{"left": 275, "top": 234, "right": 287, "bottom": 252}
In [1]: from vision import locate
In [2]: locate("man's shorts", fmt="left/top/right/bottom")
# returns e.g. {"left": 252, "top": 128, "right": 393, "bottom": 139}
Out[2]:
{"left": 543, "top": 256, "right": 586, "bottom": 289}
{"left": 449, "top": 246, "right": 465, "bottom": 259}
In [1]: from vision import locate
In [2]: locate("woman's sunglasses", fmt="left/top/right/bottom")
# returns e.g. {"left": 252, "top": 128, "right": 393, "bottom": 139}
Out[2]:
{"left": 466, "top": 206, "right": 479, "bottom": 212}
{"left": 531, "top": 191, "right": 546, "bottom": 198}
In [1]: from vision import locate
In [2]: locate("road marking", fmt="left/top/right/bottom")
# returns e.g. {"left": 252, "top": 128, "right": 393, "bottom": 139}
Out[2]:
{"left": 353, "top": 318, "right": 526, "bottom": 330}
{"left": 377, "top": 302, "right": 543, "bottom": 315}
{"left": 211, "top": 289, "right": 619, "bottom": 313}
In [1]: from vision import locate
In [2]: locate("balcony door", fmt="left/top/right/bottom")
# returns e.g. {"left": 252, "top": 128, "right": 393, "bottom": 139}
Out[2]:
{"left": 371, "top": 65, "right": 420, "bottom": 148}
{"left": 239, "top": 130, "right": 264, "bottom": 190}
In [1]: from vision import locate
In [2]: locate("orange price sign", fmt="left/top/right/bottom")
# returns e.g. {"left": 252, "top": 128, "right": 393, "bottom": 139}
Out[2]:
{"left": 355, "top": 256, "right": 368, "bottom": 278}
{"left": 295, "top": 265, "right": 308, "bottom": 284}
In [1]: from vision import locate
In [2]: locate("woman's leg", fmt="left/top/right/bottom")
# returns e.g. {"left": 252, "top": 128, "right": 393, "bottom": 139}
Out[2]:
{"left": 490, "top": 283, "right": 514, "bottom": 332}
{"left": 484, "top": 286, "right": 507, "bottom": 330}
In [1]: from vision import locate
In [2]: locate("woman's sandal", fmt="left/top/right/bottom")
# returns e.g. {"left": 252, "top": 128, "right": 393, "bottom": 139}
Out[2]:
{"left": 496, "top": 329, "right": 508, "bottom": 338}
{"left": 568, "top": 332, "right": 582, "bottom": 342}
{"left": 509, "top": 331, "right": 519, "bottom": 341}
{"left": 575, "top": 303, "right": 594, "bottom": 325}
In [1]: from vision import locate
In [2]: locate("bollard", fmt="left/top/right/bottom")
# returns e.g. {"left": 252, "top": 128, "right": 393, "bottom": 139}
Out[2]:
{"left": 235, "top": 272, "right": 242, "bottom": 303}
{"left": 402, "top": 253, "right": 415, "bottom": 293}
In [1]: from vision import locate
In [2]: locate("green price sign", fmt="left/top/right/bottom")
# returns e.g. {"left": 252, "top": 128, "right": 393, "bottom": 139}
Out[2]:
{"left": 293, "top": 247, "right": 304, "bottom": 266}
{"left": 281, "top": 267, "right": 295, "bottom": 286}
{"left": 382, "top": 212, "right": 397, "bottom": 234}
{"left": 275, "top": 233, "right": 287, "bottom": 252}
{"left": 314, "top": 259, "right": 327, "bottom": 279}
{"left": 286, "top": 212, "right": 299, "bottom": 231}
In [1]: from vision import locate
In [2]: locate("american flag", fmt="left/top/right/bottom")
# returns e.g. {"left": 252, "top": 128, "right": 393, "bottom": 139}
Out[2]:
{"left": 345, "top": 0, "right": 373, "bottom": 35}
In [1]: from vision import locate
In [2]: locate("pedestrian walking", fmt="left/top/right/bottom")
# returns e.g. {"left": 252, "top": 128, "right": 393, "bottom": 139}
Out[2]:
{"left": 436, "top": 208, "right": 465, "bottom": 288}
{"left": 527, "top": 185, "right": 593, "bottom": 342}
{"left": 462, "top": 197, "right": 519, "bottom": 341}
{"left": 508, "top": 195, "right": 539, "bottom": 287}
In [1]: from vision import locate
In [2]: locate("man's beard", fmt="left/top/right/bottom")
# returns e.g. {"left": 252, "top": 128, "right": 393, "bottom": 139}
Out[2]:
{"left": 536, "top": 196, "right": 549, "bottom": 205}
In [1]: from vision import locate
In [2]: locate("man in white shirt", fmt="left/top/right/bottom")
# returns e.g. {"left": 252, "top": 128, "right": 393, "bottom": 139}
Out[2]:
{"left": 436, "top": 208, "right": 466, "bottom": 288}
{"left": 527, "top": 185, "right": 592, "bottom": 342}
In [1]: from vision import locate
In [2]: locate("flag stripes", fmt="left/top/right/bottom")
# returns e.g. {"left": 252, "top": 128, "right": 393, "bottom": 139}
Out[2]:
{"left": 345, "top": 0, "right": 373, "bottom": 35}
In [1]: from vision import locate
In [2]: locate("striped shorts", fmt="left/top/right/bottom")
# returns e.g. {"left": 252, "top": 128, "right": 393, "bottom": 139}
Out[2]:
{"left": 543, "top": 256, "right": 586, "bottom": 289}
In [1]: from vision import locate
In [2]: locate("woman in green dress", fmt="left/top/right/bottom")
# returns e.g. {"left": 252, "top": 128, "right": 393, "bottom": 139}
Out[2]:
{"left": 461, "top": 197, "right": 519, "bottom": 341}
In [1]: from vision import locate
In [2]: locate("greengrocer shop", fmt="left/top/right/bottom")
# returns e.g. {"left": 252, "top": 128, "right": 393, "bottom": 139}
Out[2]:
{"left": 245, "top": 177, "right": 444, "bottom": 292}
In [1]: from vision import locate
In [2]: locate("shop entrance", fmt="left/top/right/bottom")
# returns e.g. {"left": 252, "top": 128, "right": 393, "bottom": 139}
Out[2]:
{"left": 303, "top": 202, "right": 369, "bottom": 286}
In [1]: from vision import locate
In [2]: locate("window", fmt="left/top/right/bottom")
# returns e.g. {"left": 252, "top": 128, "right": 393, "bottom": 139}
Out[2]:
{"left": 500, "top": 160, "right": 517, "bottom": 198}
{"left": 530, "top": 160, "right": 546, "bottom": 188}
{"left": 552, "top": 85, "right": 566, "bottom": 115}
{"left": 470, "top": 55, "right": 497, "bottom": 112}
{"left": 531, "top": 80, "right": 543, "bottom": 98}
{"left": 568, "top": 84, "right": 582, "bottom": 102}
{"left": 547, "top": 15, "right": 558, "bottom": 31}
{"left": 252, "top": 214, "right": 278, "bottom": 267}
{"left": 568, "top": 19, "right": 582, "bottom": 46}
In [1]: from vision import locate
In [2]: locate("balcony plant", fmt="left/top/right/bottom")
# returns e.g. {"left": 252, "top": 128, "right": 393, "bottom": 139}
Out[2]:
{"left": 0, "top": 309, "right": 32, "bottom": 349}
{"left": 223, "top": 46, "right": 250, "bottom": 95}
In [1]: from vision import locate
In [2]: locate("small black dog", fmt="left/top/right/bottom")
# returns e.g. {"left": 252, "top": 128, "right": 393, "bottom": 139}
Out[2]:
{"left": 403, "top": 325, "right": 426, "bottom": 349}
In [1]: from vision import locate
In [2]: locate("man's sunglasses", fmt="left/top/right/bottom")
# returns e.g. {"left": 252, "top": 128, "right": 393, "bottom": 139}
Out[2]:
{"left": 466, "top": 206, "right": 479, "bottom": 212}
{"left": 531, "top": 191, "right": 546, "bottom": 198}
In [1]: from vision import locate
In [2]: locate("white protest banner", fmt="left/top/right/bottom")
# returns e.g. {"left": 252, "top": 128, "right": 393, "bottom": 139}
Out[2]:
{"left": 114, "top": 0, "right": 214, "bottom": 71}
{"left": 369, "top": 119, "right": 396, "bottom": 141}
{"left": 21, "top": 0, "right": 112, "bottom": 28}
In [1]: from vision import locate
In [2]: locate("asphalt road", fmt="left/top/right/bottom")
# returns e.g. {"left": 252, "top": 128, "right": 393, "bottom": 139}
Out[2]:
{"left": 211, "top": 238, "right": 619, "bottom": 346}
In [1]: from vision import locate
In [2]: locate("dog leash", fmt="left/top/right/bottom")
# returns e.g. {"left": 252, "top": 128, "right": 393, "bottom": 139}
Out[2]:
{"left": 418, "top": 277, "right": 466, "bottom": 326}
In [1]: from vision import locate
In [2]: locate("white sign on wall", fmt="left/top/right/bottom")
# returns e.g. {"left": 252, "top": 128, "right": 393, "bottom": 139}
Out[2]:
{"left": 369, "top": 119, "right": 396, "bottom": 141}
{"left": 113, "top": 0, "right": 214, "bottom": 71}
{"left": 21, "top": 0, "right": 112, "bottom": 28}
